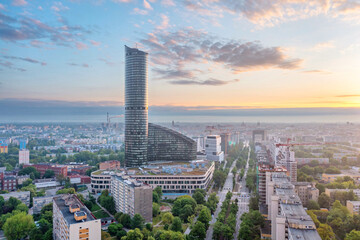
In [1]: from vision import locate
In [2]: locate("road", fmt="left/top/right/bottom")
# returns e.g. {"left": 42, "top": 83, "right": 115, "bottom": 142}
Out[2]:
{"left": 234, "top": 145, "right": 251, "bottom": 240}
{"left": 205, "top": 159, "right": 237, "bottom": 240}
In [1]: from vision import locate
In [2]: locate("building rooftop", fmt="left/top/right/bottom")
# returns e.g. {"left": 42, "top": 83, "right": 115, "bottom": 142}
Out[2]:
{"left": 288, "top": 228, "right": 321, "bottom": 240}
{"left": 54, "top": 194, "right": 95, "bottom": 226}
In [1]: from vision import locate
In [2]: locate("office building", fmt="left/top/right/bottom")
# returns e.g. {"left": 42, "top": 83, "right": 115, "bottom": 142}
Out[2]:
{"left": 265, "top": 172, "right": 321, "bottom": 240}
{"left": 148, "top": 123, "right": 197, "bottom": 162}
{"left": 53, "top": 194, "right": 101, "bottom": 240}
{"left": 19, "top": 149, "right": 30, "bottom": 165}
{"left": 124, "top": 45, "right": 149, "bottom": 167}
{"left": 346, "top": 201, "right": 360, "bottom": 215}
{"left": 0, "top": 191, "right": 31, "bottom": 206}
{"left": 220, "top": 133, "right": 230, "bottom": 155}
{"left": 129, "top": 160, "right": 215, "bottom": 195}
{"left": 205, "top": 135, "right": 224, "bottom": 162}
{"left": 111, "top": 175, "right": 152, "bottom": 222}
{"left": 90, "top": 170, "right": 115, "bottom": 194}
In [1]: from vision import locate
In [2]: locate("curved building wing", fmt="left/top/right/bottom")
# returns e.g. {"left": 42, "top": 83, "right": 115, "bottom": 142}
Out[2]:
{"left": 148, "top": 123, "right": 197, "bottom": 162}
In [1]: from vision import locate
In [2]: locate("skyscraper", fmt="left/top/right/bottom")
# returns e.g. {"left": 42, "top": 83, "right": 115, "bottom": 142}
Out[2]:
{"left": 124, "top": 45, "right": 148, "bottom": 167}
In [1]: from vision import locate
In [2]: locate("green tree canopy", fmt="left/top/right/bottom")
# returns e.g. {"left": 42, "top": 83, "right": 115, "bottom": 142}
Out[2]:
{"left": 3, "top": 212, "right": 35, "bottom": 240}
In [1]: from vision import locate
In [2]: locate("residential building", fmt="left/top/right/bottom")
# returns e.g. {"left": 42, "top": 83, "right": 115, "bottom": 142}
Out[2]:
{"left": 17, "top": 174, "right": 30, "bottom": 185}
{"left": 325, "top": 188, "right": 360, "bottom": 199}
{"left": 257, "top": 164, "right": 287, "bottom": 204}
{"left": 0, "top": 142, "right": 8, "bottom": 153}
{"left": 125, "top": 45, "right": 149, "bottom": 167}
{"left": 148, "top": 123, "right": 197, "bottom": 162}
{"left": 265, "top": 172, "right": 321, "bottom": 240}
{"left": 90, "top": 170, "right": 115, "bottom": 194}
{"left": 0, "top": 191, "right": 31, "bottom": 206}
{"left": 347, "top": 201, "right": 360, "bottom": 215}
{"left": 33, "top": 196, "right": 54, "bottom": 214}
{"left": 111, "top": 175, "right": 152, "bottom": 222}
{"left": 293, "top": 182, "right": 319, "bottom": 206}
{"left": 2, "top": 175, "right": 16, "bottom": 191}
{"left": 19, "top": 149, "right": 30, "bottom": 165}
{"left": 24, "top": 163, "right": 68, "bottom": 177}
{"left": 296, "top": 158, "right": 329, "bottom": 165}
{"left": 322, "top": 173, "right": 360, "bottom": 183}
{"left": 53, "top": 194, "right": 101, "bottom": 240}
{"left": 205, "top": 135, "right": 224, "bottom": 162}
{"left": 99, "top": 160, "right": 121, "bottom": 170}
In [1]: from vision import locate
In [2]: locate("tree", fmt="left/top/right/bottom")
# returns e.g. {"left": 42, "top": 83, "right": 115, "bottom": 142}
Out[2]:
{"left": 131, "top": 214, "right": 145, "bottom": 230}
{"left": 153, "top": 192, "right": 160, "bottom": 203}
{"left": 180, "top": 204, "right": 194, "bottom": 222}
{"left": 172, "top": 195, "right": 197, "bottom": 217}
{"left": 170, "top": 217, "right": 183, "bottom": 232}
{"left": 206, "top": 193, "right": 219, "bottom": 214}
{"left": 122, "top": 228, "right": 143, "bottom": 240}
{"left": 120, "top": 214, "right": 132, "bottom": 228}
{"left": 249, "top": 195, "right": 259, "bottom": 211}
{"left": 153, "top": 203, "right": 160, "bottom": 217}
{"left": 193, "top": 191, "right": 205, "bottom": 205}
{"left": 197, "top": 207, "right": 211, "bottom": 230}
{"left": 307, "top": 200, "right": 320, "bottom": 210}
{"left": 346, "top": 230, "right": 360, "bottom": 240}
{"left": 188, "top": 221, "right": 206, "bottom": 240}
{"left": 213, "top": 170, "right": 226, "bottom": 187}
{"left": 318, "top": 193, "right": 331, "bottom": 208}
{"left": 162, "top": 212, "right": 174, "bottom": 225}
{"left": 102, "top": 230, "right": 112, "bottom": 240}
{"left": 108, "top": 223, "right": 123, "bottom": 236}
{"left": 317, "top": 224, "right": 336, "bottom": 240}
{"left": 3, "top": 212, "right": 35, "bottom": 240}
{"left": 43, "top": 170, "right": 55, "bottom": 178}
{"left": 154, "top": 186, "right": 163, "bottom": 199}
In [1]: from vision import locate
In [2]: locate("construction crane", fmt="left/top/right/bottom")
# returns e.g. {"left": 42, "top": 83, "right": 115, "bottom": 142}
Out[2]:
{"left": 106, "top": 112, "right": 124, "bottom": 133}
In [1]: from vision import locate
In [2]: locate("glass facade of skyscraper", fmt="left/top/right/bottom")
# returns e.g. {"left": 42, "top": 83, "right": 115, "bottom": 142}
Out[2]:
{"left": 125, "top": 45, "right": 148, "bottom": 167}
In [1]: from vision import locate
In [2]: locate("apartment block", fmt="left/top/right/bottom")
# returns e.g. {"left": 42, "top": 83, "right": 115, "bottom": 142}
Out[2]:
{"left": 346, "top": 201, "right": 360, "bottom": 215}
{"left": 53, "top": 194, "right": 101, "bottom": 240}
{"left": 265, "top": 172, "right": 321, "bottom": 240}
{"left": 33, "top": 196, "right": 54, "bottom": 214}
{"left": 111, "top": 175, "right": 153, "bottom": 222}
{"left": 0, "top": 191, "right": 31, "bottom": 206}
{"left": 293, "top": 182, "right": 319, "bottom": 206}
{"left": 99, "top": 160, "right": 121, "bottom": 170}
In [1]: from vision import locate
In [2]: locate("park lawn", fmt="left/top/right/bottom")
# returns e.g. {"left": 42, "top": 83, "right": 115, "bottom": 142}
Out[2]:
{"left": 92, "top": 209, "right": 110, "bottom": 219}
{"left": 182, "top": 223, "right": 189, "bottom": 232}
{"left": 91, "top": 203, "right": 101, "bottom": 212}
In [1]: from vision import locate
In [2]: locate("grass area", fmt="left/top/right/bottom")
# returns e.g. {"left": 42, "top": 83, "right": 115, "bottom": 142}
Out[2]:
{"left": 91, "top": 203, "right": 101, "bottom": 212}
{"left": 153, "top": 212, "right": 164, "bottom": 225}
{"left": 92, "top": 209, "right": 110, "bottom": 219}
{"left": 182, "top": 223, "right": 189, "bottom": 232}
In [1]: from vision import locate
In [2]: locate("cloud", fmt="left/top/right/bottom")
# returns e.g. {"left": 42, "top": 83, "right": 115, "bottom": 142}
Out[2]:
{"left": 170, "top": 78, "right": 239, "bottom": 86}
{"left": 99, "top": 58, "right": 115, "bottom": 66}
{"left": 336, "top": 95, "right": 360, "bottom": 98}
{"left": 180, "top": 0, "right": 360, "bottom": 27}
{"left": 112, "top": 0, "right": 133, "bottom": 3}
{"left": 302, "top": 69, "right": 331, "bottom": 74}
{"left": 76, "top": 42, "right": 88, "bottom": 50}
{"left": 140, "top": 28, "right": 302, "bottom": 83}
{"left": 0, "top": 12, "right": 93, "bottom": 49}
{"left": 38, "top": 6, "right": 43, "bottom": 10}
{"left": 90, "top": 40, "right": 101, "bottom": 46}
{"left": 143, "top": 0, "right": 153, "bottom": 10}
{"left": 68, "top": 63, "right": 89, "bottom": 68}
{"left": 0, "top": 60, "right": 26, "bottom": 71}
{"left": 156, "top": 14, "right": 170, "bottom": 30}
{"left": 12, "top": 0, "right": 27, "bottom": 6}
{"left": 132, "top": 8, "right": 148, "bottom": 15}
{"left": 3, "top": 55, "right": 46, "bottom": 66}
{"left": 161, "top": 0, "right": 175, "bottom": 6}
{"left": 51, "top": 2, "right": 69, "bottom": 12}
{"left": 311, "top": 41, "right": 335, "bottom": 51}
{"left": 0, "top": 3, "right": 5, "bottom": 10}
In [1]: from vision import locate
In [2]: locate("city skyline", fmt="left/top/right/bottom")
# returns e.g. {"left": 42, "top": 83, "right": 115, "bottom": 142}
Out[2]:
{"left": 1, "top": 0, "right": 360, "bottom": 121}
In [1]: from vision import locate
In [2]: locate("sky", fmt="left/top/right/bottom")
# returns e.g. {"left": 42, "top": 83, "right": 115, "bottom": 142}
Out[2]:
{"left": 1, "top": 0, "right": 360, "bottom": 122}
